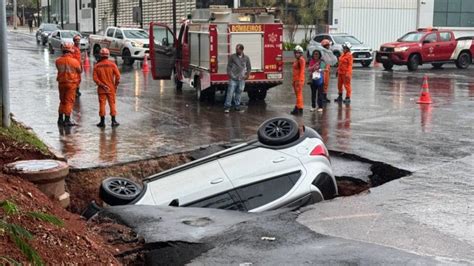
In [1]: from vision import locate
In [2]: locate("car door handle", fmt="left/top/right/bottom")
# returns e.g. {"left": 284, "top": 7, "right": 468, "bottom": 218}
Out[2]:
{"left": 273, "top": 157, "right": 287, "bottom": 163}
{"left": 210, "top": 178, "right": 224, "bottom": 184}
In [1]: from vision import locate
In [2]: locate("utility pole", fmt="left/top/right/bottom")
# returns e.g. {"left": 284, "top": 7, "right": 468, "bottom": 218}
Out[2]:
{"left": 0, "top": 0, "right": 11, "bottom": 127}
{"left": 113, "top": 0, "right": 117, "bottom": 26}
{"left": 13, "top": 0, "right": 17, "bottom": 29}
{"left": 92, "top": 0, "right": 96, "bottom": 34}
{"left": 75, "top": 0, "right": 78, "bottom": 30}
{"left": 47, "top": 0, "right": 51, "bottom": 22}
{"left": 60, "top": 0, "right": 63, "bottom": 28}
{"left": 36, "top": 0, "right": 41, "bottom": 25}
{"left": 139, "top": 0, "right": 143, "bottom": 28}
{"left": 172, "top": 0, "right": 176, "bottom": 34}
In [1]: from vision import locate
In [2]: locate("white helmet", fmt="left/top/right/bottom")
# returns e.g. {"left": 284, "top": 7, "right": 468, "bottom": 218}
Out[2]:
{"left": 294, "top": 45, "right": 304, "bottom": 53}
{"left": 342, "top": 42, "right": 352, "bottom": 50}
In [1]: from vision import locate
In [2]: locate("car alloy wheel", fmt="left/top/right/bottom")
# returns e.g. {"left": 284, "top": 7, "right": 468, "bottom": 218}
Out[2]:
{"left": 257, "top": 117, "right": 300, "bottom": 146}
{"left": 100, "top": 177, "right": 142, "bottom": 205}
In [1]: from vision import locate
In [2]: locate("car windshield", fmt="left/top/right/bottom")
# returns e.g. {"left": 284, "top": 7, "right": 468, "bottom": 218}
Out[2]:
{"left": 398, "top": 32, "right": 424, "bottom": 42}
{"left": 61, "top": 31, "right": 81, "bottom": 38}
{"left": 333, "top": 35, "right": 362, "bottom": 45}
{"left": 123, "top": 30, "right": 148, "bottom": 39}
{"left": 43, "top": 24, "right": 60, "bottom": 31}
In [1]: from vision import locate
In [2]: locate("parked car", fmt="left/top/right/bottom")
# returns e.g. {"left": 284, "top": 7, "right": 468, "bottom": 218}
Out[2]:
{"left": 99, "top": 117, "right": 338, "bottom": 212}
{"left": 307, "top": 33, "right": 373, "bottom": 67}
{"left": 36, "top": 23, "right": 61, "bottom": 45}
{"left": 89, "top": 27, "right": 150, "bottom": 65}
{"left": 48, "top": 30, "right": 90, "bottom": 54}
{"left": 376, "top": 28, "right": 474, "bottom": 71}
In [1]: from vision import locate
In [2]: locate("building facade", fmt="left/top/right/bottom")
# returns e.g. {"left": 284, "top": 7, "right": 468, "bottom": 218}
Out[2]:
{"left": 329, "top": 0, "right": 474, "bottom": 51}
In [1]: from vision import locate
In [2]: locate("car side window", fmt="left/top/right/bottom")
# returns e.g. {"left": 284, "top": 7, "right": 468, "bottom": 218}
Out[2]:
{"left": 186, "top": 190, "right": 246, "bottom": 211}
{"left": 439, "top": 32, "right": 452, "bottom": 42}
{"left": 115, "top": 30, "right": 123, "bottom": 39}
{"left": 235, "top": 171, "right": 301, "bottom": 211}
{"left": 107, "top": 28, "right": 115, "bottom": 37}
{"left": 424, "top": 33, "right": 437, "bottom": 43}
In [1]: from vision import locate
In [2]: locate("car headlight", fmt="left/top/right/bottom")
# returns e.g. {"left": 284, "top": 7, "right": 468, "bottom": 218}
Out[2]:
{"left": 131, "top": 41, "right": 144, "bottom": 48}
{"left": 394, "top": 46, "right": 409, "bottom": 52}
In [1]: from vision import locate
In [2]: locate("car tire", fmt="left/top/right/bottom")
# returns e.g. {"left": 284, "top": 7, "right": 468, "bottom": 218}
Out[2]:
{"left": 455, "top": 51, "right": 471, "bottom": 69}
{"left": 382, "top": 62, "right": 394, "bottom": 70}
{"left": 248, "top": 88, "right": 267, "bottom": 101}
{"left": 42, "top": 39, "right": 47, "bottom": 46}
{"left": 257, "top": 117, "right": 300, "bottom": 146}
{"left": 99, "top": 177, "right": 142, "bottom": 206}
{"left": 361, "top": 60, "right": 371, "bottom": 67}
{"left": 432, "top": 63, "right": 443, "bottom": 69}
{"left": 49, "top": 44, "right": 54, "bottom": 54}
{"left": 122, "top": 49, "right": 135, "bottom": 65}
{"left": 407, "top": 54, "right": 420, "bottom": 71}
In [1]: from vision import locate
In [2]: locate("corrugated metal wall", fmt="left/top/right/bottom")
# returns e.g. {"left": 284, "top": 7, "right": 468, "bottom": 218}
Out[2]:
{"left": 334, "top": 0, "right": 418, "bottom": 50}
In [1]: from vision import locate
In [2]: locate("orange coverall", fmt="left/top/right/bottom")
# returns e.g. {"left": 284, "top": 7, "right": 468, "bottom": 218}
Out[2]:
{"left": 292, "top": 56, "right": 306, "bottom": 109}
{"left": 72, "top": 46, "right": 82, "bottom": 65}
{"left": 56, "top": 54, "right": 81, "bottom": 116}
{"left": 337, "top": 51, "right": 353, "bottom": 98}
{"left": 323, "top": 64, "right": 331, "bottom": 94}
{"left": 93, "top": 59, "right": 121, "bottom": 116}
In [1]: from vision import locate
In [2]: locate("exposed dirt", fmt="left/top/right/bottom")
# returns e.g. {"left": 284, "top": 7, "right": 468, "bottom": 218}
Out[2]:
{"left": 66, "top": 154, "right": 192, "bottom": 214}
{"left": 0, "top": 134, "right": 51, "bottom": 166}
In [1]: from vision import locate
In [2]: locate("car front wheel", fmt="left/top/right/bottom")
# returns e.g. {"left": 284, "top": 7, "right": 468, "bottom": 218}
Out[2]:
{"left": 455, "top": 51, "right": 471, "bottom": 69}
{"left": 257, "top": 117, "right": 300, "bottom": 146}
{"left": 407, "top": 54, "right": 420, "bottom": 71}
{"left": 99, "top": 177, "right": 142, "bottom": 206}
{"left": 382, "top": 61, "right": 393, "bottom": 70}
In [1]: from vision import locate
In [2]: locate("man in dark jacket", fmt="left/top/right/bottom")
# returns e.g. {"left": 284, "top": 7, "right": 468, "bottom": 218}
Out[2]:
{"left": 225, "top": 44, "right": 251, "bottom": 113}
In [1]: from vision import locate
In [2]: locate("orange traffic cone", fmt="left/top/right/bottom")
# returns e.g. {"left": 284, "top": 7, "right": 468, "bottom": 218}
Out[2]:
{"left": 83, "top": 53, "right": 90, "bottom": 69}
{"left": 417, "top": 75, "right": 432, "bottom": 104}
{"left": 142, "top": 54, "right": 149, "bottom": 73}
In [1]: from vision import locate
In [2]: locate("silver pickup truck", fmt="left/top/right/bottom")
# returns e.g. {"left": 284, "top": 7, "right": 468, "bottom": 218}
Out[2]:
{"left": 88, "top": 27, "right": 150, "bottom": 65}
{"left": 307, "top": 33, "right": 374, "bottom": 67}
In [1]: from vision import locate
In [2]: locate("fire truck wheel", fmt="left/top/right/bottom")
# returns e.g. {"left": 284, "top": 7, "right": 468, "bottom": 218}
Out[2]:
{"left": 407, "top": 54, "right": 420, "bottom": 71}
{"left": 248, "top": 88, "right": 267, "bottom": 101}
{"left": 455, "top": 51, "right": 471, "bottom": 69}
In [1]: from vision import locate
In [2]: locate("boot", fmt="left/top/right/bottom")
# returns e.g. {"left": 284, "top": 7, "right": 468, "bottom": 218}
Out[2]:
{"left": 290, "top": 106, "right": 299, "bottom": 115}
{"left": 96, "top": 116, "right": 105, "bottom": 128}
{"left": 343, "top": 97, "right": 351, "bottom": 104}
{"left": 76, "top": 88, "right": 81, "bottom": 97}
{"left": 334, "top": 93, "right": 343, "bottom": 103}
{"left": 57, "top": 113, "right": 64, "bottom": 126}
{"left": 111, "top": 116, "right": 120, "bottom": 127}
{"left": 63, "top": 116, "right": 77, "bottom": 127}
{"left": 323, "top": 93, "right": 330, "bottom": 103}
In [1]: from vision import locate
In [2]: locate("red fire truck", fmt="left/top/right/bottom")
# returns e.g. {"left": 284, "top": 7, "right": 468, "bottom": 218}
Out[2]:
{"left": 148, "top": 6, "right": 283, "bottom": 101}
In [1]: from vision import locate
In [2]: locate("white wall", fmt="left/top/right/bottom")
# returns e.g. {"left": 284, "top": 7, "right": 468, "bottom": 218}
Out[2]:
{"left": 330, "top": 0, "right": 418, "bottom": 50}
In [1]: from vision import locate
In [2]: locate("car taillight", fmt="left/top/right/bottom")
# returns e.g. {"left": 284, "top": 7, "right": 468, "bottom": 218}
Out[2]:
{"left": 276, "top": 54, "right": 283, "bottom": 71}
{"left": 210, "top": 56, "right": 217, "bottom": 73}
{"left": 310, "top": 144, "right": 329, "bottom": 159}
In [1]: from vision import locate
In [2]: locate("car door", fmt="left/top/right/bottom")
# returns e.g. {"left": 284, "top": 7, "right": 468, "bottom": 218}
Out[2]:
{"left": 218, "top": 147, "right": 307, "bottom": 211}
{"left": 52, "top": 31, "right": 60, "bottom": 49}
{"left": 421, "top": 32, "right": 439, "bottom": 62}
{"left": 144, "top": 160, "right": 235, "bottom": 207}
{"left": 112, "top": 29, "right": 123, "bottom": 55}
{"left": 149, "top": 23, "right": 177, "bottom": 80}
{"left": 438, "top": 32, "right": 456, "bottom": 61}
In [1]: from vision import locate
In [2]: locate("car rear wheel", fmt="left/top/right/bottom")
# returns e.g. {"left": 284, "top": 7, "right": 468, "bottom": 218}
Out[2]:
{"left": 382, "top": 62, "right": 393, "bottom": 70}
{"left": 257, "top": 117, "right": 300, "bottom": 146}
{"left": 455, "top": 51, "right": 471, "bottom": 69}
{"left": 432, "top": 63, "right": 444, "bottom": 69}
{"left": 407, "top": 54, "right": 420, "bottom": 71}
{"left": 100, "top": 177, "right": 142, "bottom": 206}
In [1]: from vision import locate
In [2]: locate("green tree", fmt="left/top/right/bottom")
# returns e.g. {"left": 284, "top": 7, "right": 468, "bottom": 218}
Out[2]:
{"left": 296, "top": 0, "right": 328, "bottom": 42}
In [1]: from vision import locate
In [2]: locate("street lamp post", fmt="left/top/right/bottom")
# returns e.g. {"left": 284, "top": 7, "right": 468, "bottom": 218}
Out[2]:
{"left": 0, "top": 0, "right": 11, "bottom": 127}
{"left": 75, "top": 0, "right": 79, "bottom": 31}
{"left": 13, "top": 0, "right": 17, "bottom": 29}
{"left": 60, "top": 0, "right": 63, "bottom": 28}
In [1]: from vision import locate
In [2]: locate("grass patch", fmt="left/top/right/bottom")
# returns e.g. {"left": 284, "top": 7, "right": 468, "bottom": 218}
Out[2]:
{"left": 0, "top": 121, "right": 50, "bottom": 155}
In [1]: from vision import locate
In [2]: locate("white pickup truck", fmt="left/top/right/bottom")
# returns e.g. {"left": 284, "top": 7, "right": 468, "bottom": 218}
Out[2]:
{"left": 89, "top": 27, "right": 150, "bottom": 65}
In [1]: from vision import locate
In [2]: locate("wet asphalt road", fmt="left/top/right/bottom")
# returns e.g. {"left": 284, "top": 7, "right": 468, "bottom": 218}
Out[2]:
{"left": 7, "top": 31, "right": 474, "bottom": 169}
{"left": 7, "top": 31, "right": 474, "bottom": 263}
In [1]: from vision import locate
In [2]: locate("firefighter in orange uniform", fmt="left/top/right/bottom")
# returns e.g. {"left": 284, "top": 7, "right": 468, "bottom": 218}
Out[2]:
{"left": 336, "top": 42, "right": 353, "bottom": 104}
{"left": 93, "top": 48, "right": 121, "bottom": 128}
{"left": 72, "top": 35, "right": 83, "bottom": 97}
{"left": 291, "top": 45, "right": 306, "bottom": 115}
{"left": 321, "top": 39, "right": 332, "bottom": 103}
{"left": 56, "top": 43, "right": 82, "bottom": 127}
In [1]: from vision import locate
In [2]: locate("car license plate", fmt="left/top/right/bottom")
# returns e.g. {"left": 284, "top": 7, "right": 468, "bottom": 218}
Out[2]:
{"left": 267, "top": 73, "right": 282, "bottom": 79}
{"left": 358, "top": 54, "right": 367, "bottom": 58}
{"left": 381, "top": 56, "right": 388, "bottom": 60}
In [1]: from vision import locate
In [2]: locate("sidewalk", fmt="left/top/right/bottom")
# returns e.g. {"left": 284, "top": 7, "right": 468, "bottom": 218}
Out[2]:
{"left": 7, "top": 26, "right": 36, "bottom": 36}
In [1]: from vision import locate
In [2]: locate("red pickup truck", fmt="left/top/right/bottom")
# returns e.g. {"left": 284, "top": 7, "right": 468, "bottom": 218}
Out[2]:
{"left": 376, "top": 28, "right": 474, "bottom": 71}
